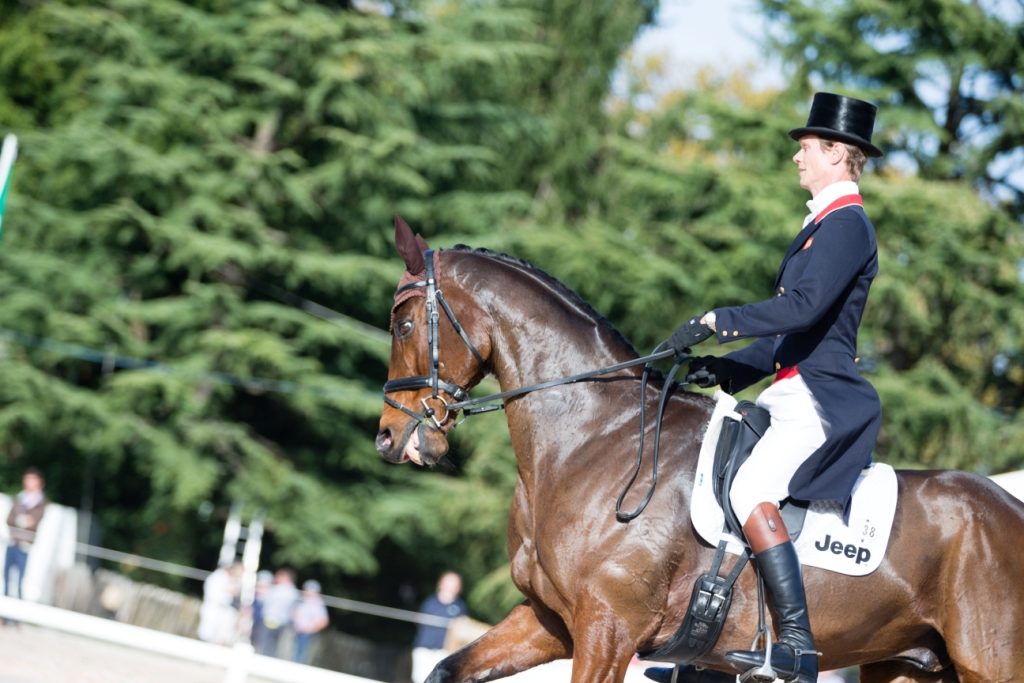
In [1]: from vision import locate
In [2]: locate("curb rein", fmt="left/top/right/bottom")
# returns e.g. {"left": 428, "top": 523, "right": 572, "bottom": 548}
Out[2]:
{"left": 382, "top": 249, "right": 691, "bottom": 522}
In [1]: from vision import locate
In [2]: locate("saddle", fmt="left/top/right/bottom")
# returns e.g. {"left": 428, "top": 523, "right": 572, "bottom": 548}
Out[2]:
{"left": 639, "top": 400, "right": 808, "bottom": 665}
{"left": 713, "top": 400, "right": 809, "bottom": 541}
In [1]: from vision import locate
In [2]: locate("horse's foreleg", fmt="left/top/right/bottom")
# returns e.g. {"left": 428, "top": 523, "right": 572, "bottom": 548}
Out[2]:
{"left": 426, "top": 602, "right": 571, "bottom": 683}
{"left": 567, "top": 601, "right": 637, "bottom": 683}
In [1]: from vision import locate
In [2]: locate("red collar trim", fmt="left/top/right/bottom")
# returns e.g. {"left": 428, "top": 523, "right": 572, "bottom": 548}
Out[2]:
{"left": 814, "top": 194, "right": 863, "bottom": 224}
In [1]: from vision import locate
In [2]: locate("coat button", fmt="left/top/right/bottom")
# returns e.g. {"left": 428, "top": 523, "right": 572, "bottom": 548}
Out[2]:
{"left": 775, "top": 362, "right": 781, "bottom": 371}
{"left": 732, "top": 330, "right": 739, "bottom": 337}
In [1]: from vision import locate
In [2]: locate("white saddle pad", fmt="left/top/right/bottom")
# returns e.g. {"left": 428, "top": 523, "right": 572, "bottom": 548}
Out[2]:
{"left": 691, "top": 392, "right": 897, "bottom": 576}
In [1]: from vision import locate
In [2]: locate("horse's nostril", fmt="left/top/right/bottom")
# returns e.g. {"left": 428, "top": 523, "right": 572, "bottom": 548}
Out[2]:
{"left": 376, "top": 429, "right": 393, "bottom": 452}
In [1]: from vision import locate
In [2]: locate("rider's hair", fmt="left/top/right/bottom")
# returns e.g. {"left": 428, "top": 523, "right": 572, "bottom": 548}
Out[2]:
{"left": 820, "top": 139, "right": 868, "bottom": 181}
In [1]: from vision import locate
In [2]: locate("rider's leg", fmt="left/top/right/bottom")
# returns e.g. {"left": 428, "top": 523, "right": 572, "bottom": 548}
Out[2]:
{"left": 724, "top": 374, "right": 826, "bottom": 683}
{"left": 725, "top": 503, "right": 818, "bottom": 682}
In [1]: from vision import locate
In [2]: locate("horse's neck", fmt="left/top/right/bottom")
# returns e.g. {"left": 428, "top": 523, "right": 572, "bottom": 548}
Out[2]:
{"left": 460, "top": 254, "right": 645, "bottom": 467}
{"left": 470, "top": 265, "right": 637, "bottom": 389}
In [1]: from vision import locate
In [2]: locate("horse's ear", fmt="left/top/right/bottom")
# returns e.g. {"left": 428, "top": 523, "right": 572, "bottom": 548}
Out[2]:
{"left": 394, "top": 215, "right": 426, "bottom": 274}
{"left": 415, "top": 233, "right": 429, "bottom": 253}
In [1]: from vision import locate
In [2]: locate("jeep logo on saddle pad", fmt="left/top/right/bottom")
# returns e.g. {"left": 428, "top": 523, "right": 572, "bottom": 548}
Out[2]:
{"left": 813, "top": 533, "right": 872, "bottom": 565}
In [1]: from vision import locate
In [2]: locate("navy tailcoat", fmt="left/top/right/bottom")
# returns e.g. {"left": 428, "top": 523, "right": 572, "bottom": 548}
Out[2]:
{"left": 711, "top": 198, "right": 882, "bottom": 509}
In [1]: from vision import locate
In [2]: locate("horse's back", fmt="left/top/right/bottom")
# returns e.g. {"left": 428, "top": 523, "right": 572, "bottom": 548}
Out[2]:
{"left": 897, "top": 467, "right": 1024, "bottom": 525}
{"left": 893, "top": 468, "right": 1024, "bottom": 567}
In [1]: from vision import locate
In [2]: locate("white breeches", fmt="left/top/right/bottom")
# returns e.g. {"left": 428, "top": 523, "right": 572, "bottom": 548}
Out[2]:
{"left": 728, "top": 373, "right": 828, "bottom": 526}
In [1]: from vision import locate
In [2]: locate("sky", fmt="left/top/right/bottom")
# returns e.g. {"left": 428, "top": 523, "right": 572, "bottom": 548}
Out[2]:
{"left": 630, "top": 0, "right": 785, "bottom": 92}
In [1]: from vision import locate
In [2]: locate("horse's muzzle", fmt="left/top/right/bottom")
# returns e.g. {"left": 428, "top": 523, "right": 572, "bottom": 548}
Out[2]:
{"left": 375, "top": 422, "right": 448, "bottom": 466}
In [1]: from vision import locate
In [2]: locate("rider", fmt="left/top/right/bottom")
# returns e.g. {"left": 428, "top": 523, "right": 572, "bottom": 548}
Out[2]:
{"left": 650, "top": 92, "right": 884, "bottom": 683}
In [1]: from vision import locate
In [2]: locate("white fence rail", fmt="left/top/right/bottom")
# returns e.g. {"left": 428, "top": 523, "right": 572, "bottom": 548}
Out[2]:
{"left": 0, "top": 595, "right": 379, "bottom": 683}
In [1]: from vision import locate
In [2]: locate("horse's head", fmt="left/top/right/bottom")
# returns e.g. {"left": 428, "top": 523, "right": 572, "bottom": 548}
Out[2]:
{"left": 375, "top": 217, "right": 492, "bottom": 466}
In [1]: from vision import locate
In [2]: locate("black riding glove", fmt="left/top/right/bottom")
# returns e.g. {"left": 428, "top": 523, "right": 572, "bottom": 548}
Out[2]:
{"left": 686, "top": 355, "right": 733, "bottom": 392}
{"left": 665, "top": 316, "right": 713, "bottom": 355}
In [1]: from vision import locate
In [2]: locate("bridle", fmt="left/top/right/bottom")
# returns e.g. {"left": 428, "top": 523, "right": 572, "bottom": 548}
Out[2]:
{"left": 381, "top": 248, "right": 690, "bottom": 522}
{"left": 382, "top": 249, "right": 485, "bottom": 430}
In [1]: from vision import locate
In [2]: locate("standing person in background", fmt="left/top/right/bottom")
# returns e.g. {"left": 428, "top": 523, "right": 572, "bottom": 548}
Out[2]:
{"left": 4, "top": 468, "right": 47, "bottom": 601}
{"left": 247, "top": 569, "right": 273, "bottom": 650}
{"left": 198, "top": 561, "right": 241, "bottom": 645}
{"left": 290, "top": 579, "right": 329, "bottom": 664}
{"left": 411, "top": 571, "right": 468, "bottom": 683}
{"left": 255, "top": 568, "right": 299, "bottom": 657}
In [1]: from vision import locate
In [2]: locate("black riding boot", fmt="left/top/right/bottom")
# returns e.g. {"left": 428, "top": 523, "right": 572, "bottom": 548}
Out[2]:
{"left": 643, "top": 665, "right": 734, "bottom": 683}
{"left": 725, "top": 539, "right": 818, "bottom": 682}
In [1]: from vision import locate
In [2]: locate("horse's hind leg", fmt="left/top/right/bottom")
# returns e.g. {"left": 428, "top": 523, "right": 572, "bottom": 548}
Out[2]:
{"left": 426, "top": 602, "right": 571, "bottom": 683}
{"left": 927, "top": 476, "right": 1024, "bottom": 682}
{"left": 859, "top": 661, "right": 959, "bottom": 683}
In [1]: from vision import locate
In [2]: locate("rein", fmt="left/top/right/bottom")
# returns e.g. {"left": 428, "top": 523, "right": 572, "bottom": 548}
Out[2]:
{"left": 449, "top": 348, "right": 679, "bottom": 416}
{"left": 383, "top": 249, "right": 691, "bottom": 522}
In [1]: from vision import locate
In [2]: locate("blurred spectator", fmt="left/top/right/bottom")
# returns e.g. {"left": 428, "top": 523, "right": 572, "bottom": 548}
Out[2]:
{"left": 198, "top": 561, "right": 241, "bottom": 645}
{"left": 248, "top": 569, "right": 274, "bottom": 648}
{"left": 291, "top": 579, "right": 330, "bottom": 664}
{"left": 254, "top": 568, "right": 299, "bottom": 657}
{"left": 411, "top": 571, "right": 468, "bottom": 683}
{"left": 4, "top": 468, "right": 47, "bottom": 600}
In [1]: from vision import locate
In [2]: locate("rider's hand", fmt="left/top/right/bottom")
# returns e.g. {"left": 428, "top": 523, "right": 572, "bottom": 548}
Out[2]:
{"left": 665, "top": 316, "right": 713, "bottom": 355}
{"left": 686, "top": 355, "right": 730, "bottom": 390}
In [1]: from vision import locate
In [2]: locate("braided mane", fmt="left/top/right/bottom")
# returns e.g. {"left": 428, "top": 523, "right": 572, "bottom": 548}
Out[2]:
{"left": 449, "top": 244, "right": 640, "bottom": 357}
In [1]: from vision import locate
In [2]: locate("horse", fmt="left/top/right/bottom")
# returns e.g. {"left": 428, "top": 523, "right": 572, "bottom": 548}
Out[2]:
{"left": 375, "top": 218, "right": 1024, "bottom": 683}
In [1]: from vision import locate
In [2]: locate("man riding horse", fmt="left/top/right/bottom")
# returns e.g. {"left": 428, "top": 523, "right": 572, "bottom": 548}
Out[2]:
{"left": 653, "top": 92, "right": 884, "bottom": 683}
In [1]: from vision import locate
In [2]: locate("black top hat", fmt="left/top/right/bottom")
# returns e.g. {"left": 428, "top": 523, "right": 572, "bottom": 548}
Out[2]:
{"left": 789, "top": 92, "right": 883, "bottom": 157}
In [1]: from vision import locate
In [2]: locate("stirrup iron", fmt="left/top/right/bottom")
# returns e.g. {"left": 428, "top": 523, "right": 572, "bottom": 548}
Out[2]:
{"left": 737, "top": 624, "right": 776, "bottom": 683}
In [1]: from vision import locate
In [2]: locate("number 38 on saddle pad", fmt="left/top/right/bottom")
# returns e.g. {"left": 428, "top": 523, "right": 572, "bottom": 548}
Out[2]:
{"left": 691, "top": 392, "right": 897, "bottom": 576}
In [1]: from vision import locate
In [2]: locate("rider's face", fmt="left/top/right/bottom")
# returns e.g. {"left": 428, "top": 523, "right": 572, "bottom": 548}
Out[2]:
{"left": 793, "top": 135, "right": 841, "bottom": 196}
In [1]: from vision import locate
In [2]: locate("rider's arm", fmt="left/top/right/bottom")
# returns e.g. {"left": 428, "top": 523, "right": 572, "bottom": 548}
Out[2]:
{"left": 710, "top": 215, "right": 873, "bottom": 342}
{"left": 718, "top": 337, "right": 775, "bottom": 393}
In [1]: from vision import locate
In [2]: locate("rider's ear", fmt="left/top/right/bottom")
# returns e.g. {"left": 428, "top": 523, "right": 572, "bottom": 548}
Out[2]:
{"left": 395, "top": 215, "right": 426, "bottom": 274}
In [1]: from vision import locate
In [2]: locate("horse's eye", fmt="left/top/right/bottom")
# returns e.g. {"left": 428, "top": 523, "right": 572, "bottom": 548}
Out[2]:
{"left": 396, "top": 319, "right": 415, "bottom": 338}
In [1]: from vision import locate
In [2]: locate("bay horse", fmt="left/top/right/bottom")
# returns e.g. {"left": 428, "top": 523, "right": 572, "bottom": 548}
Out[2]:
{"left": 375, "top": 219, "right": 1024, "bottom": 682}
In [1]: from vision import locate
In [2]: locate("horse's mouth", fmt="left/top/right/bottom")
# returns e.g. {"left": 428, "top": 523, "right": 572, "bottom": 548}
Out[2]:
{"left": 402, "top": 428, "right": 423, "bottom": 465}
{"left": 376, "top": 424, "right": 441, "bottom": 466}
